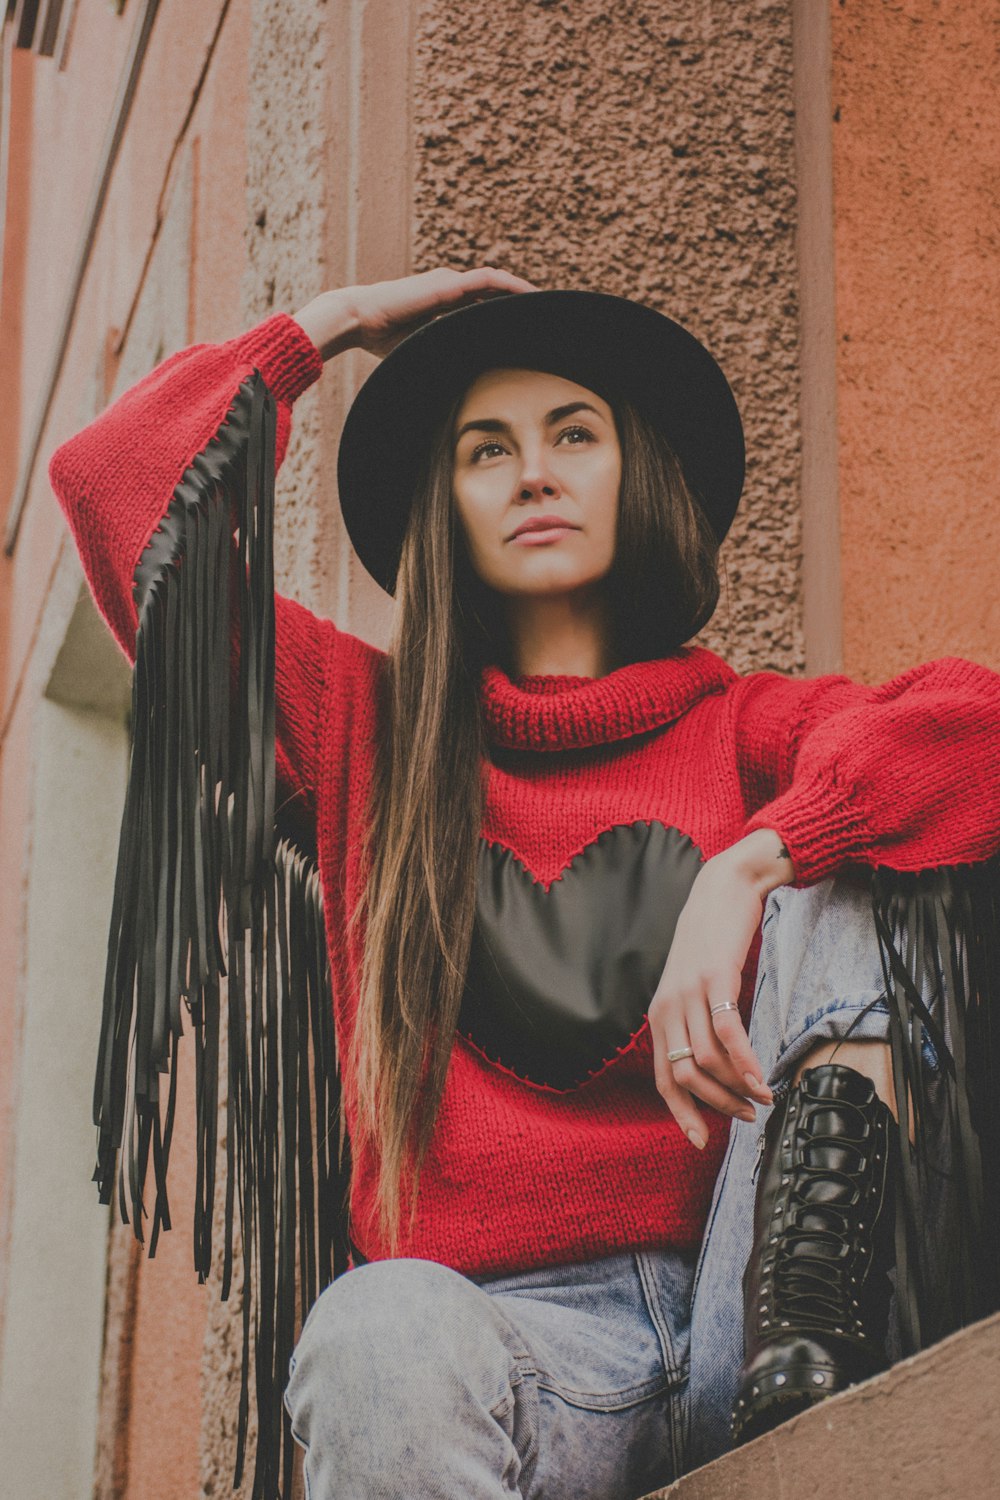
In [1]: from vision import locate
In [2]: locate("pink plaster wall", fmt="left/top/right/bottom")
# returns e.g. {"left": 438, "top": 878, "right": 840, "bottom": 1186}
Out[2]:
{"left": 0, "top": 3, "right": 252, "bottom": 1494}
{"left": 831, "top": 0, "right": 1000, "bottom": 679}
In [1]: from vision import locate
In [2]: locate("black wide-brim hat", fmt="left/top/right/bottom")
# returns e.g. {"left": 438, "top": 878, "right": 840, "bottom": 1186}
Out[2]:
{"left": 336, "top": 288, "right": 745, "bottom": 597}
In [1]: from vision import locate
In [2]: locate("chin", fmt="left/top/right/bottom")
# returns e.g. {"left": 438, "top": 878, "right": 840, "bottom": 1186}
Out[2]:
{"left": 500, "top": 569, "right": 600, "bottom": 597}
{"left": 478, "top": 552, "right": 614, "bottom": 597}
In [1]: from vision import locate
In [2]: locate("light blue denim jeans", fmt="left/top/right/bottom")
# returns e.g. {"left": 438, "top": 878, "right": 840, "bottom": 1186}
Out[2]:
{"left": 284, "top": 876, "right": 927, "bottom": 1498}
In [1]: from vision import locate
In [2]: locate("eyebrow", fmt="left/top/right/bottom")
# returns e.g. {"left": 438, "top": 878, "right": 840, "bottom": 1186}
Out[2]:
{"left": 453, "top": 401, "right": 605, "bottom": 447}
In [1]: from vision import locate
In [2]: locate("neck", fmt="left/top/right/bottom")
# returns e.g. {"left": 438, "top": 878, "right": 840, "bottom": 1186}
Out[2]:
{"left": 501, "top": 587, "right": 621, "bottom": 679}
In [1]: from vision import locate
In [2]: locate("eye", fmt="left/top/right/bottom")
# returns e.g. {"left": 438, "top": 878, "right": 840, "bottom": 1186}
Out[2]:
{"left": 468, "top": 425, "right": 596, "bottom": 463}
{"left": 469, "top": 438, "right": 508, "bottom": 462}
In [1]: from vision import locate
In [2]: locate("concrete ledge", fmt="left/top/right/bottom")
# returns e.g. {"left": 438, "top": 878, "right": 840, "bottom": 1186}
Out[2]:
{"left": 643, "top": 1312, "right": 1000, "bottom": 1499}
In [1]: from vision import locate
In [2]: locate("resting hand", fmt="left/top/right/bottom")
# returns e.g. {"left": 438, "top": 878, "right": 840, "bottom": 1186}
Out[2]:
{"left": 647, "top": 829, "right": 794, "bottom": 1148}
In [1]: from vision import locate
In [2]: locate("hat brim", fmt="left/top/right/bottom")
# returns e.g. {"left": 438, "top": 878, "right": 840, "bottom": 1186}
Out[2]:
{"left": 335, "top": 288, "right": 745, "bottom": 596}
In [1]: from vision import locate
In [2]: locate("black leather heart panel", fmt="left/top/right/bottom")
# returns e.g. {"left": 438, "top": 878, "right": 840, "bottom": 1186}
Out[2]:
{"left": 459, "top": 820, "right": 705, "bottom": 1089}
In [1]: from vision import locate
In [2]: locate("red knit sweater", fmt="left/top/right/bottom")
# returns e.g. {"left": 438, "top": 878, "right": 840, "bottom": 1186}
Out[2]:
{"left": 48, "top": 311, "right": 1000, "bottom": 1275}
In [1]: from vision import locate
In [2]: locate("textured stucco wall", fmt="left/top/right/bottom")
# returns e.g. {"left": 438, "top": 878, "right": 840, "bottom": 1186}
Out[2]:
{"left": 412, "top": 0, "right": 806, "bottom": 675}
{"left": 241, "top": 0, "right": 334, "bottom": 615}
{"left": 831, "top": 0, "right": 1000, "bottom": 679}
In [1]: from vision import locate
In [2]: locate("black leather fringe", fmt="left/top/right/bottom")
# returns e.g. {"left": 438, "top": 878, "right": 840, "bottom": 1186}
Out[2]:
{"left": 871, "top": 856, "right": 1000, "bottom": 1356}
{"left": 92, "top": 371, "right": 350, "bottom": 1498}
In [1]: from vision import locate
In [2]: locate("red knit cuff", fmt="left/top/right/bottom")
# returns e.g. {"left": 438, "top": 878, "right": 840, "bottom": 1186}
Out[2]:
{"left": 743, "top": 772, "right": 873, "bottom": 887}
{"left": 235, "top": 312, "right": 325, "bottom": 405}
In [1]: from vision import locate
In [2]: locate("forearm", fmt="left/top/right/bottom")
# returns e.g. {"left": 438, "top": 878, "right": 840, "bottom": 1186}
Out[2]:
{"left": 712, "top": 827, "right": 795, "bottom": 898}
{"left": 290, "top": 290, "right": 363, "bottom": 363}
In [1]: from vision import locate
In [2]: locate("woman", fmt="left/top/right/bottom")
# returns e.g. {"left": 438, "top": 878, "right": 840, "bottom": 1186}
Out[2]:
{"left": 49, "top": 267, "right": 1000, "bottom": 1499}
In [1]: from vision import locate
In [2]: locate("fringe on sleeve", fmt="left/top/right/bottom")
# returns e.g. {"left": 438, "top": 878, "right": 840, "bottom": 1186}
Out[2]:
{"left": 870, "top": 855, "right": 1000, "bottom": 1356}
{"left": 93, "top": 369, "right": 351, "bottom": 1499}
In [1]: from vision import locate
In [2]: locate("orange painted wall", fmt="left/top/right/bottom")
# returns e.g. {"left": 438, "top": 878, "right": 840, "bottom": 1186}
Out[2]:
{"left": 831, "top": 0, "right": 1000, "bottom": 680}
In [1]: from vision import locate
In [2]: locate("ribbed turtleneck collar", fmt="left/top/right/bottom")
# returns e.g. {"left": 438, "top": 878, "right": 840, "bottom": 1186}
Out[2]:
{"left": 479, "top": 645, "right": 736, "bottom": 752}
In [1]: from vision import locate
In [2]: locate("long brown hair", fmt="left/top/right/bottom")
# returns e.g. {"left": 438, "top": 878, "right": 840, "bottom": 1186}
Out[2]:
{"left": 346, "top": 379, "right": 721, "bottom": 1249}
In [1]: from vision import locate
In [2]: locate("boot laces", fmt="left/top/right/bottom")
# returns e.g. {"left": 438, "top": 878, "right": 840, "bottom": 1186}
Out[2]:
{"left": 770, "top": 1097, "right": 881, "bottom": 1333}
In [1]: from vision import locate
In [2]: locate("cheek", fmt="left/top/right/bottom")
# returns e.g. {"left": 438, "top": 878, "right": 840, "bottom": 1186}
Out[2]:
{"left": 452, "top": 490, "right": 495, "bottom": 567}
{"left": 593, "top": 457, "right": 622, "bottom": 546}
{"left": 451, "top": 484, "right": 474, "bottom": 539}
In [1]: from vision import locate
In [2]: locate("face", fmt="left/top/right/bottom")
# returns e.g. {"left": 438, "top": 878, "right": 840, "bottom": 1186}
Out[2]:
{"left": 450, "top": 367, "right": 622, "bottom": 598}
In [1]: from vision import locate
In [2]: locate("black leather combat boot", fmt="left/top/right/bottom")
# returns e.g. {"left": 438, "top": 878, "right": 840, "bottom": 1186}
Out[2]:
{"left": 731, "top": 1062, "right": 898, "bottom": 1445}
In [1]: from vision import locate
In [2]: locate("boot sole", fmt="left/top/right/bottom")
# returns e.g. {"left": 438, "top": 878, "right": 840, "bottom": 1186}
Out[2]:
{"left": 731, "top": 1364, "right": 857, "bottom": 1445}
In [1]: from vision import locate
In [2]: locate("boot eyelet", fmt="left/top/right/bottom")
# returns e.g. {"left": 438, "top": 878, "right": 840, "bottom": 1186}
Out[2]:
{"left": 761, "top": 1319, "right": 770, "bottom": 1327}
{"left": 812, "top": 1373, "right": 826, "bottom": 1385}
{"left": 781, "top": 1319, "right": 790, "bottom": 1326}
{"left": 774, "top": 1373, "right": 787, "bottom": 1386}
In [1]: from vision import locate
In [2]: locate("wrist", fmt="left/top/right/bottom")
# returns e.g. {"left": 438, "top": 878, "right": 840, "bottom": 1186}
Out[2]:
{"left": 290, "top": 289, "right": 363, "bottom": 362}
{"left": 711, "top": 829, "right": 796, "bottom": 897}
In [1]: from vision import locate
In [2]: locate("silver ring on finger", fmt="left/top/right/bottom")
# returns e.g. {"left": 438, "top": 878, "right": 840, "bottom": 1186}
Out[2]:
{"left": 667, "top": 1046, "right": 695, "bottom": 1063}
{"left": 709, "top": 1002, "right": 739, "bottom": 1016}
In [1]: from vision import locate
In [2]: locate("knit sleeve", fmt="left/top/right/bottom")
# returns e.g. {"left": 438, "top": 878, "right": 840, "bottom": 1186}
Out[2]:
{"left": 47, "top": 311, "right": 329, "bottom": 813}
{"left": 47, "top": 314, "right": 349, "bottom": 1497}
{"left": 729, "top": 656, "right": 1000, "bottom": 886}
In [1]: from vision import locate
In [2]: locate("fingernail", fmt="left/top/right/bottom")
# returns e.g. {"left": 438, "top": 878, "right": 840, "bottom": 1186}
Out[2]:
{"left": 745, "top": 1072, "right": 773, "bottom": 1101}
{"left": 686, "top": 1128, "right": 706, "bottom": 1150}
{"left": 739, "top": 1106, "right": 757, "bottom": 1122}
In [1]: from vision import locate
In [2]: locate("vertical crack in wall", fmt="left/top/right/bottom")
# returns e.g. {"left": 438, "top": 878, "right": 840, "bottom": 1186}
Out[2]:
{"left": 200, "top": 3, "right": 330, "bottom": 1494}
{"left": 240, "top": 0, "right": 332, "bottom": 614}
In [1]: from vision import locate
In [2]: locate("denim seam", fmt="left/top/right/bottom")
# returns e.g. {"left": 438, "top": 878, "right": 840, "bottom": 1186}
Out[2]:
{"left": 500, "top": 1356, "right": 671, "bottom": 1410}
{"left": 501, "top": 1354, "right": 671, "bottom": 1411}
{"left": 489, "top": 1358, "right": 532, "bottom": 1420}
{"left": 634, "top": 1252, "right": 686, "bottom": 1387}
{"left": 634, "top": 1251, "right": 689, "bottom": 1480}
{"left": 688, "top": 1121, "right": 739, "bottom": 1309}
{"left": 534, "top": 1372, "right": 672, "bottom": 1412}
{"left": 496, "top": 1356, "right": 541, "bottom": 1494}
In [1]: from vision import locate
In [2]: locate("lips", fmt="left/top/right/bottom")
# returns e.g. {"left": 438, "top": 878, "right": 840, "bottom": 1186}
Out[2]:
{"left": 509, "top": 516, "right": 581, "bottom": 539}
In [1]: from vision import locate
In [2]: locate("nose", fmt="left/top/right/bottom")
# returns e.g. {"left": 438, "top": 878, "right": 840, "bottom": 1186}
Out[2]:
{"left": 515, "top": 443, "right": 561, "bottom": 502}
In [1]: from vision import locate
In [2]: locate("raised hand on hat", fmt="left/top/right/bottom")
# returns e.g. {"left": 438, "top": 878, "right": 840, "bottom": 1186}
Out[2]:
{"left": 292, "top": 266, "right": 539, "bottom": 362}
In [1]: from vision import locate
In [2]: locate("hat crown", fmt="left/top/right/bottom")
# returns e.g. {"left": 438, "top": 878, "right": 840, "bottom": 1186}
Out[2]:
{"left": 337, "top": 288, "right": 745, "bottom": 597}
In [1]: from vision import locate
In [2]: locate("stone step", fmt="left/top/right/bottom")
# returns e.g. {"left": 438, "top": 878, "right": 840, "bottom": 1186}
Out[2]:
{"left": 642, "top": 1311, "right": 1000, "bottom": 1500}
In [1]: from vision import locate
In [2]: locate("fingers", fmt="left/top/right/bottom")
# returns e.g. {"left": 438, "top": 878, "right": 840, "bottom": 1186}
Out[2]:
{"left": 667, "top": 1047, "right": 759, "bottom": 1125}
{"left": 686, "top": 1002, "right": 753, "bottom": 1098}
{"left": 459, "top": 266, "right": 539, "bottom": 295}
{"left": 653, "top": 1038, "right": 710, "bottom": 1149}
{"left": 650, "top": 991, "right": 772, "bottom": 1151}
{"left": 708, "top": 1004, "right": 772, "bottom": 1103}
{"left": 653, "top": 1020, "right": 756, "bottom": 1150}
{"left": 422, "top": 266, "right": 539, "bottom": 310}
